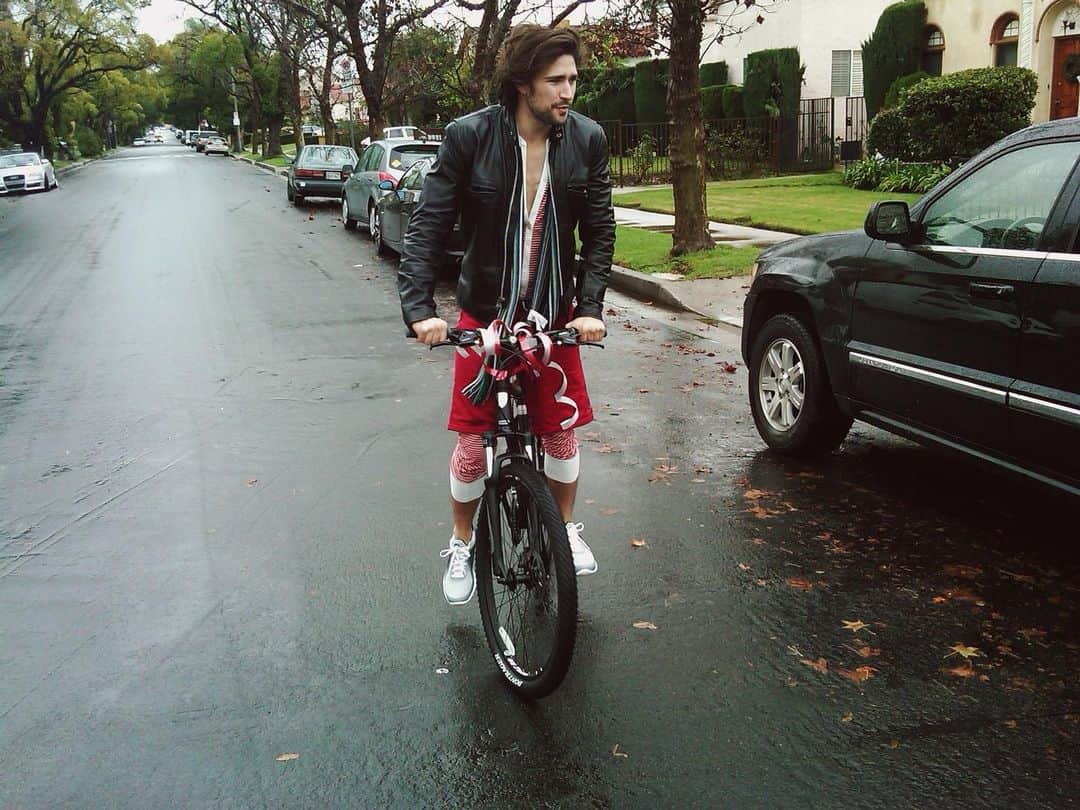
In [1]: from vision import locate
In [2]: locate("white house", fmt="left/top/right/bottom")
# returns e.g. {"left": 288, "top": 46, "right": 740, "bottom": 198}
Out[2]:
{"left": 700, "top": 0, "right": 1080, "bottom": 130}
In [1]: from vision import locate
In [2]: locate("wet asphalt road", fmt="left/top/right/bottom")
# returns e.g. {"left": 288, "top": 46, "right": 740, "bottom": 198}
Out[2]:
{"left": 1, "top": 145, "right": 1078, "bottom": 808}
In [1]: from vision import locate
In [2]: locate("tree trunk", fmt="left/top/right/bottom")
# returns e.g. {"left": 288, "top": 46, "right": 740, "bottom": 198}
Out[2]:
{"left": 667, "top": 0, "right": 712, "bottom": 256}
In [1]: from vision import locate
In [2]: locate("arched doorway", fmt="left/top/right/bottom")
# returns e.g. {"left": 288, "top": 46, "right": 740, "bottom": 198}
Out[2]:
{"left": 1049, "top": 3, "right": 1080, "bottom": 118}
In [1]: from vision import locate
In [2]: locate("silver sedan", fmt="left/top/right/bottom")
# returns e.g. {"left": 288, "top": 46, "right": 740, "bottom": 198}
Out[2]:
{"left": 0, "top": 152, "right": 59, "bottom": 194}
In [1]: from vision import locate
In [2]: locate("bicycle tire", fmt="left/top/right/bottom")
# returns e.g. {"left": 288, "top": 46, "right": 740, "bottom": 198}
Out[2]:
{"left": 476, "top": 460, "right": 577, "bottom": 699}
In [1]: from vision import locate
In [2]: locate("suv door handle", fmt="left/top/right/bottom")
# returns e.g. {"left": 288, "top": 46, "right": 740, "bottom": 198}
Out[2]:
{"left": 969, "top": 282, "right": 1015, "bottom": 300}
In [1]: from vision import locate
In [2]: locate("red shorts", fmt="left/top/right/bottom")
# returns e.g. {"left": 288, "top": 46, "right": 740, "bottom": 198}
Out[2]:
{"left": 447, "top": 310, "right": 594, "bottom": 435}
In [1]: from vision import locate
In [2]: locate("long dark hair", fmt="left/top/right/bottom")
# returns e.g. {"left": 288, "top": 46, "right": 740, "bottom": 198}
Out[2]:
{"left": 494, "top": 25, "right": 582, "bottom": 109}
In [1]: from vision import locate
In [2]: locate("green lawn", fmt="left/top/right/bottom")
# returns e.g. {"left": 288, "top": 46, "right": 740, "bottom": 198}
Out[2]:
{"left": 613, "top": 172, "right": 922, "bottom": 235}
{"left": 239, "top": 150, "right": 292, "bottom": 167}
{"left": 613, "top": 224, "right": 759, "bottom": 280}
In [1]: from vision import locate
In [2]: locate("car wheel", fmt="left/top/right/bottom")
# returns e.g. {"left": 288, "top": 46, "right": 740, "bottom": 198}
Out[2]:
{"left": 286, "top": 182, "right": 294, "bottom": 202}
{"left": 293, "top": 191, "right": 305, "bottom": 207}
{"left": 342, "top": 195, "right": 357, "bottom": 231}
{"left": 368, "top": 203, "right": 378, "bottom": 238}
{"left": 748, "top": 313, "right": 852, "bottom": 456}
{"left": 373, "top": 210, "right": 391, "bottom": 256}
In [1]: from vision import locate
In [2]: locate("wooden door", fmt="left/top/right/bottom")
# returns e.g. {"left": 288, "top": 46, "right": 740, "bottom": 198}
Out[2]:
{"left": 1052, "top": 36, "right": 1080, "bottom": 120}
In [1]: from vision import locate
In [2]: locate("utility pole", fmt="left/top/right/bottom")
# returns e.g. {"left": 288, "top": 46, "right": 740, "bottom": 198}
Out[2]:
{"left": 231, "top": 75, "right": 243, "bottom": 153}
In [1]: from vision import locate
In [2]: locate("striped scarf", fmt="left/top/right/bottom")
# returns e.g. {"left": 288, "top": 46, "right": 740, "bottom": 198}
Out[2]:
{"left": 461, "top": 137, "right": 562, "bottom": 405}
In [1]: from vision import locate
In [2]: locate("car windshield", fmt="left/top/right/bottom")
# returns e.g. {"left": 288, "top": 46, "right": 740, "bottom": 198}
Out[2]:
{"left": 0, "top": 153, "right": 40, "bottom": 168}
{"left": 388, "top": 146, "right": 439, "bottom": 170}
{"left": 300, "top": 146, "right": 358, "bottom": 168}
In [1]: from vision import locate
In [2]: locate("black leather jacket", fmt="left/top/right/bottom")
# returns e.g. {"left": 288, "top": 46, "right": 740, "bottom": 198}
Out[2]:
{"left": 398, "top": 105, "right": 616, "bottom": 331}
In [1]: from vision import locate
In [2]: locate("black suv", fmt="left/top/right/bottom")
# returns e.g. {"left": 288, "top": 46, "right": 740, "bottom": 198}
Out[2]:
{"left": 742, "top": 118, "right": 1080, "bottom": 497}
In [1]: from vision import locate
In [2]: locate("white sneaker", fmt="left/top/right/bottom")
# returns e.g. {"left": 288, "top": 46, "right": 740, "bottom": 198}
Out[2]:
{"left": 440, "top": 535, "right": 476, "bottom": 605}
{"left": 565, "top": 522, "right": 598, "bottom": 576}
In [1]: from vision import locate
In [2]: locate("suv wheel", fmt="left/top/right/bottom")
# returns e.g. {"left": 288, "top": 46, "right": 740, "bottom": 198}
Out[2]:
{"left": 748, "top": 313, "right": 852, "bottom": 456}
{"left": 372, "top": 209, "right": 390, "bottom": 256}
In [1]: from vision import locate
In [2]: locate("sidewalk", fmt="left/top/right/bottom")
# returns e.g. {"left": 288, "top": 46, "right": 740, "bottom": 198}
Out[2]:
{"left": 608, "top": 204, "right": 798, "bottom": 329}
{"left": 234, "top": 154, "right": 801, "bottom": 329}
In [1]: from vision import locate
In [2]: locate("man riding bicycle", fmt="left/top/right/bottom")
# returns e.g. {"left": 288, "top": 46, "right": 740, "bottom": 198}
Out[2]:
{"left": 398, "top": 24, "right": 616, "bottom": 605}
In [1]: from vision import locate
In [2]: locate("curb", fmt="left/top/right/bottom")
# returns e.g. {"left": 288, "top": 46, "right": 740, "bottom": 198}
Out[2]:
{"left": 608, "top": 265, "right": 743, "bottom": 330}
{"left": 231, "top": 154, "right": 287, "bottom": 176}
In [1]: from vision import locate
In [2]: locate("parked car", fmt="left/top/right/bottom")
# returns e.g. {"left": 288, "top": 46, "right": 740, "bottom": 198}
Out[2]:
{"left": 0, "top": 152, "right": 58, "bottom": 194}
{"left": 341, "top": 138, "right": 440, "bottom": 234}
{"left": 742, "top": 118, "right": 1080, "bottom": 497}
{"left": 359, "top": 126, "right": 433, "bottom": 148}
{"left": 133, "top": 138, "right": 146, "bottom": 147}
{"left": 192, "top": 131, "right": 219, "bottom": 152}
{"left": 285, "top": 144, "right": 359, "bottom": 206}
{"left": 204, "top": 136, "right": 229, "bottom": 155}
{"left": 301, "top": 124, "right": 324, "bottom": 139}
{"left": 368, "top": 157, "right": 462, "bottom": 275}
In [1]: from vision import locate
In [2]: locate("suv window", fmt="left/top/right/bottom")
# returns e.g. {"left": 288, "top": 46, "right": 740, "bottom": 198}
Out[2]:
{"left": 922, "top": 141, "right": 1080, "bottom": 250}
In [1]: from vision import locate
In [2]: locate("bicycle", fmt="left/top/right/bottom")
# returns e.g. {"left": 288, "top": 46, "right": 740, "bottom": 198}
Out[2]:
{"left": 429, "top": 321, "right": 602, "bottom": 698}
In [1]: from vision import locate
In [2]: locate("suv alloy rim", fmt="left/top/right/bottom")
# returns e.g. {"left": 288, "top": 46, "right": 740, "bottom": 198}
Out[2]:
{"left": 370, "top": 207, "right": 379, "bottom": 242}
{"left": 759, "top": 337, "right": 805, "bottom": 432}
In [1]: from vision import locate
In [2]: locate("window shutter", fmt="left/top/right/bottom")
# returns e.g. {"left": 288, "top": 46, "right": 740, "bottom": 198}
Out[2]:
{"left": 851, "top": 50, "right": 864, "bottom": 96}
{"left": 831, "top": 50, "right": 852, "bottom": 97}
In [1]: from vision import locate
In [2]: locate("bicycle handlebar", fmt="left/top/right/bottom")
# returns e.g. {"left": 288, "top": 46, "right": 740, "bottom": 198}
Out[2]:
{"left": 430, "top": 326, "right": 604, "bottom": 351}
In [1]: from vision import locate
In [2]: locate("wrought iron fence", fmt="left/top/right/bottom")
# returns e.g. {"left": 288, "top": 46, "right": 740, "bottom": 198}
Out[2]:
{"left": 794, "top": 97, "right": 835, "bottom": 171}
{"left": 841, "top": 96, "right": 868, "bottom": 166}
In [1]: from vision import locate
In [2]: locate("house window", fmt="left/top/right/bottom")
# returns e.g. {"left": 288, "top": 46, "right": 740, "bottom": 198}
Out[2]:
{"left": 831, "top": 50, "right": 864, "bottom": 97}
{"left": 923, "top": 26, "right": 945, "bottom": 76}
{"left": 992, "top": 14, "right": 1019, "bottom": 67}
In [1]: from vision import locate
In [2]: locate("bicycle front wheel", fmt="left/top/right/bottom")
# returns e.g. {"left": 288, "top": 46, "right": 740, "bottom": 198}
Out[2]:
{"left": 476, "top": 460, "right": 577, "bottom": 699}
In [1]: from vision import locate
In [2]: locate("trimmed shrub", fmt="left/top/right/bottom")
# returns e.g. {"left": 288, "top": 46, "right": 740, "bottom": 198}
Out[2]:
{"left": 633, "top": 58, "right": 669, "bottom": 124}
{"left": 76, "top": 126, "right": 103, "bottom": 157}
{"left": 875, "top": 66, "right": 1038, "bottom": 161}
{"left": 721, "top": 84, "right": 745, "bottom": 118}
{"left": 866, "top": 107, "right": 909, "bottom": 159}
{"left": 743, "top": 48, "right": 802, "bottom": 119}
{"left": 699, "top": 61, "right": 728, "bottom": 87}
{"left": 843, "top": 157, "right": 952, "bottom": 193}
{"left": 862, "top": 1, "right": 927, "bottom": 119}
{"left": 843, "top": 156, "right": 885, "bottom": 190}
{"left": 883, "top": 71, "right": 930, "bottom": 110}
{"left": 701, "top": 85, "right": 725, "bottom": 121}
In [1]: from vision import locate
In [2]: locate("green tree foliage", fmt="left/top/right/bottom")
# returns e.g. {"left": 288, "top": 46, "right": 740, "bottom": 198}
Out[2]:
{"left": 383, "top": 25, "right": 466, "bottom": 126}
{"left": 633, "top": 57, "right": 668, "bottom": 124}
{"left": 742, "top": 47, "right": 802, "bottom": 118}
{"left": 8, "top": 0, "right": 155, "bottom": 151}
{"left": 867, "top": 67, "right": 1038, "bottom": 161}
{"left": 861, "top": 1, "right": 926, "bottom": 119}
{"left": 577, "top": 63, "right": 635, "bottom": 124}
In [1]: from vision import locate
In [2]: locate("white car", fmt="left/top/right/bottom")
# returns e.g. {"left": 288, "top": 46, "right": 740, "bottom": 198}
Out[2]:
{"left": 0, "top": 152, "right": 58, "bottom": 194}
{"left": 204, "top": 136, "right": 229, "bottom": 155}
{"left": 360, "top": 125, "right": 425, "bottom": 148}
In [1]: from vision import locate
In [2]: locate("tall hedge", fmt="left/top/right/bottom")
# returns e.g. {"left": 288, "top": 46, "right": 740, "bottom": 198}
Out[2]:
{"left": 721, "top": 85, "right": 745, "bottom": 118}
{"left": 634, "top": 58, "right": 669, "bottom": 124}
{"left": 699, "top": 61, "right": 728, "bottom": 88}
{"left": 883, "top": 71, "right": 930, "bottom": 110}
{"left": 862, "top": 1, "right": 927, "bottom": 119}
{"left": 701, "top": 85, "right": 725, "bottom": 120}
{"left": 743, "top": 48, "right": 802, "bottom": 119}
{"left": 867, "top": 67, "right": 1038, "bottom": 161}
{"left": 576, "top": 65, "right": 635, "bottom": 123}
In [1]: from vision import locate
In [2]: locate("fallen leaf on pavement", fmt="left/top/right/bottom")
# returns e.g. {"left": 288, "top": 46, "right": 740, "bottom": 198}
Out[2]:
{"left": 275, "top": 753, "right": 299, "bottom": 762}
{"left": 611, "top": 744, "right": 629, "bottom": 758}
{"left": 841, "top": 712, "right": 854, "bottom": 723}
{"left": 600, "top": 506, "right": 619, "bottom": 516}
{"left": 842, "top": 620, "right": 870, "bottom": 634}
{"left": 742, "top": 489, "right": 775, "bottom": 500}
{"left": 944, "top": 664, "right": 976, "bottom": 678}
{"left": 632, "top": 620, "right": 658, "bottom": 630}
{"left": 1002, "top": 719, "right": 1018, "bottom": 729}
{"left": 945, "top": 644, "right": 983, "bottom": 660}
{"left": 630, "top": 538, "right": 648, "bottom": 548}
{"left": 800, "top": 657, "right": 828, "bottom": 674}
{"left": 785, "top": 577, "right": 813, "bottom": 591}
{"left": 594, "top": 443, "right": 620, "bottom": 454}
{"left": 942, "top": 564, "right": 983, "bottom": 578}
{"left": 246, "top": 478, "right": 258, "bottom": 486}
{"left": 721, "top": 362, "right": 737, "bottom": 373}
{"left": 837, "top": 666, "right": 876, "bottom": 684}
{"left": 853, "top": 646, "right": 881, "bottom": 658}
{"left": 749, "top": 504, "right": 783, "bottom": 519}
{"left": 638, "top": 388, "right": 650, "bottom": 394}
{"left": 738, "top": 562, "right": 751, "bottom": 571}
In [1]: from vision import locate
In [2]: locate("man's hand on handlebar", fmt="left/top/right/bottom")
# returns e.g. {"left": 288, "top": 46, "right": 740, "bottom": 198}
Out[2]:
{"left": 565, "top": 316, "right": 605, "bottom": 342}
{"left": 411, "top": 316, "right": 448, "bottom": 346}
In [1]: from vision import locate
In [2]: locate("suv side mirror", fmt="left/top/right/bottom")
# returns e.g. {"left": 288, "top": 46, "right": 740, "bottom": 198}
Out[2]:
{"left": 865, "top": 201, "right": 919, "bottom": 243}
{"left": 378, "top": 179, "right": 395, "bottom": 191}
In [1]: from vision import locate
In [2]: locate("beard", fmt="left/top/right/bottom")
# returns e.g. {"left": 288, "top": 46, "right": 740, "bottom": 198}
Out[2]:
{"left": 525, "top": 94, "right": 567, "bottom": 127}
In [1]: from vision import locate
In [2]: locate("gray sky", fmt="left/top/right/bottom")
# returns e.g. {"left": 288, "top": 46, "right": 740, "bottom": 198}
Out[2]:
{"left": 135, "top": 0, "right": 197, "bottom": 44}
